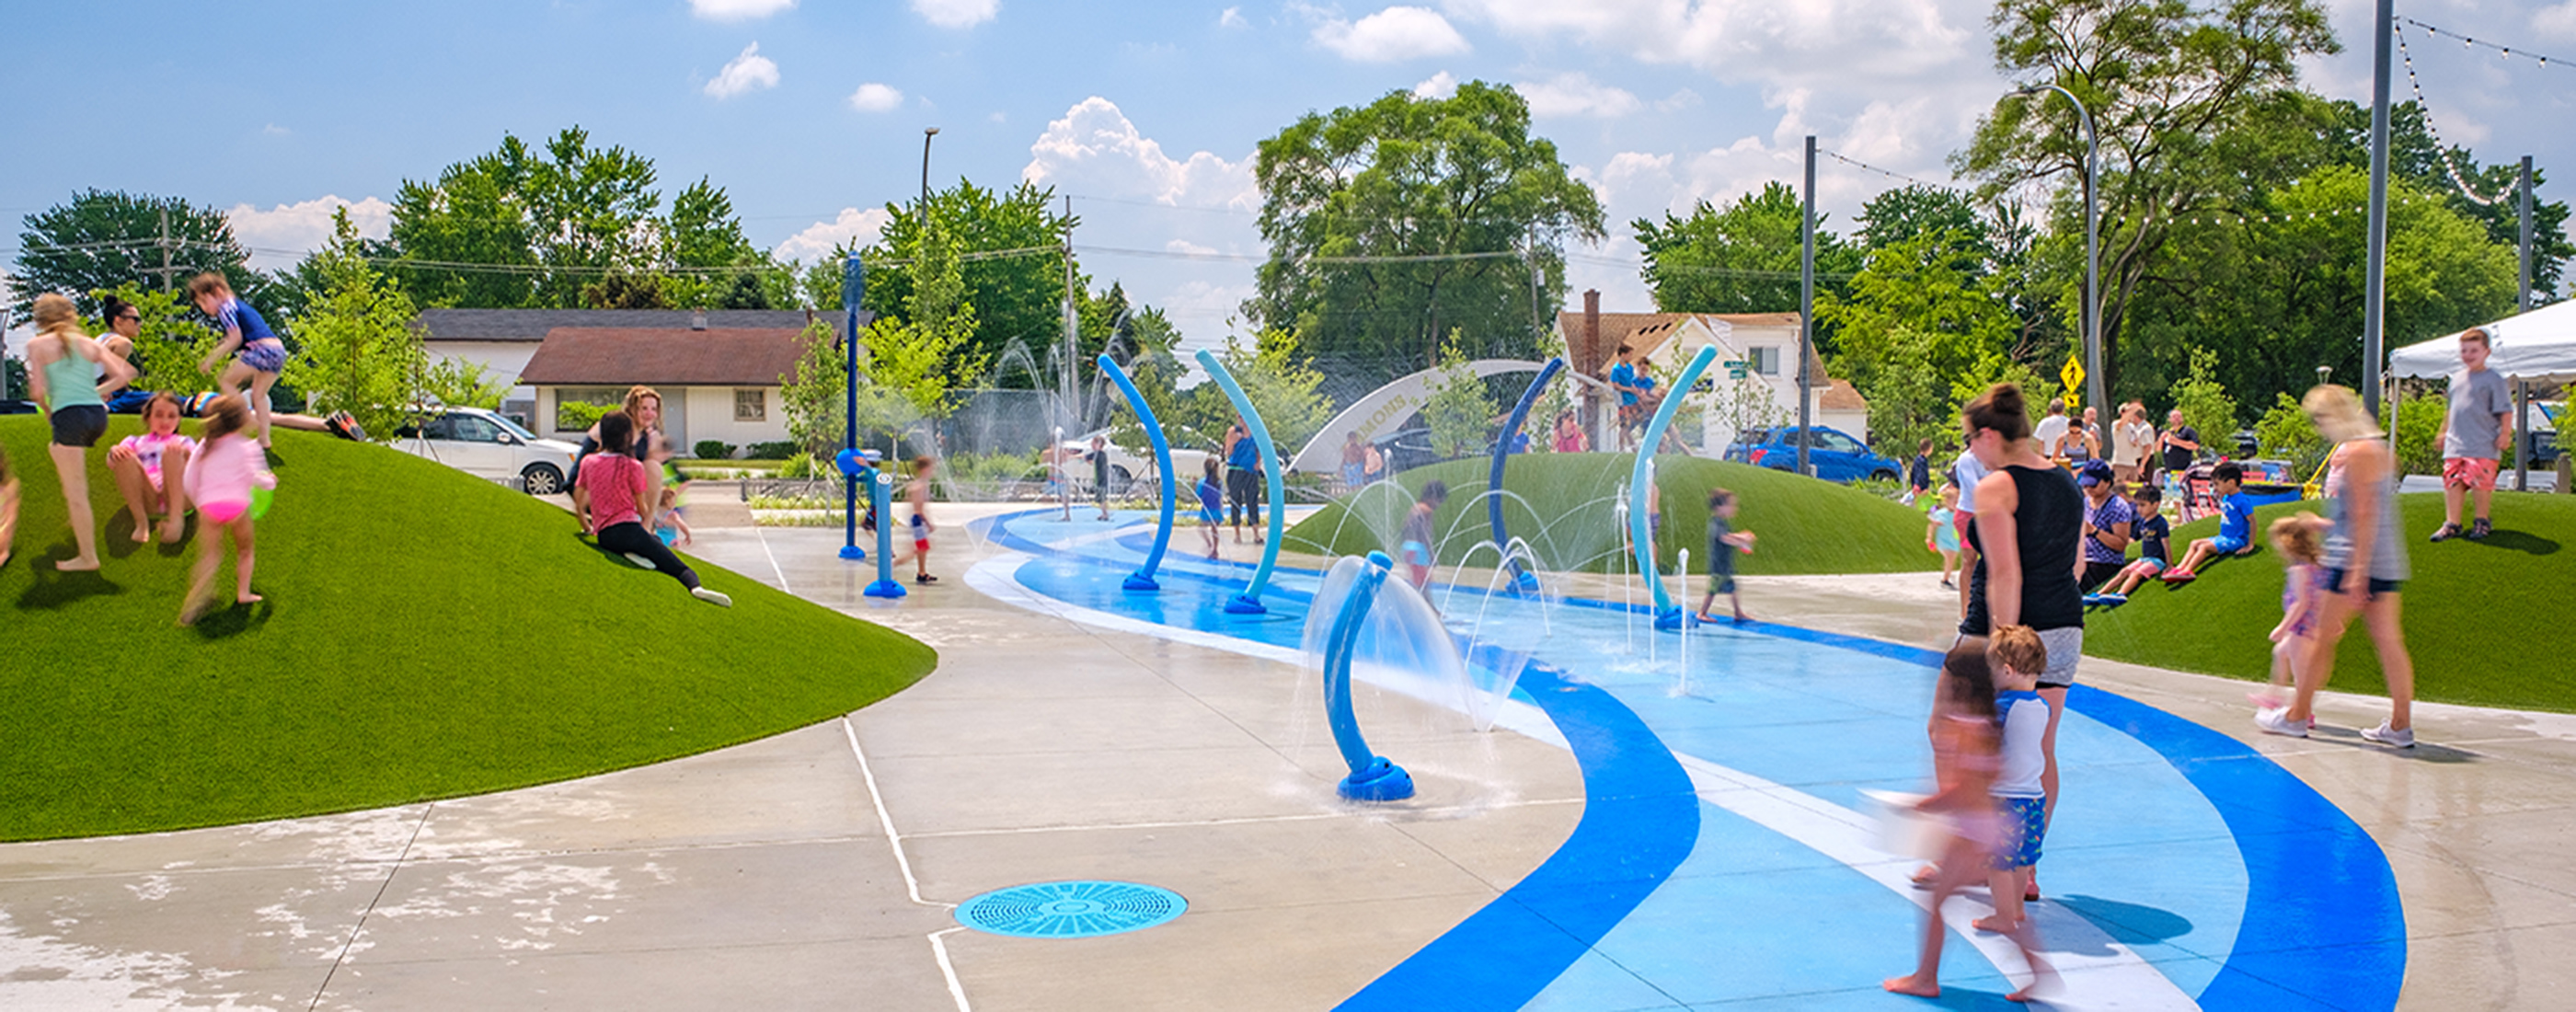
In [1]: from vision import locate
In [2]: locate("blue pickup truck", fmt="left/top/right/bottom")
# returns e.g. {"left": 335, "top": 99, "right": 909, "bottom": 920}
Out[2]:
{"left": 1722, "top": 426, "right": 1903, "bottom": 485}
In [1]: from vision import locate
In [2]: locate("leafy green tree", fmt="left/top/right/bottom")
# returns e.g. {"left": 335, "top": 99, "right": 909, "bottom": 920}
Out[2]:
{"left": 2167, "top": 347, "right": 2240, "bottom": 457}
{"left": 1819, "top": 229, "right": 2017, "bottom": 393}
{"left": 1857, "top": 185, "right": 1990, "bottom": 255}
{"left": 2363, "top": 102, "right": 2570, "bottom": 300}
{"left": 84, "top": 284, "right": 214, "bottom": 398}
{"left": 1207, "top": 329, "right": 1336, "bottom": 457}
{"left": 2253, "top": 392, "right": 2327, "bottom": 476}
{"left": 863, "top": 180, "right": 1080, "bottom": 383}
{"left": 857, "top": 221, "right": 986, "bottom": 420}
{"left": 387, "top": 128, "right": 663, "bottom": 308}
{"left": 1855, "top": 328, "right": 1958, "bottom": 459}
{"left": 661, "top": 178, "right": 788, "bottom": 310}
{"left": 420, "top": 357, "right": 507, "bottom": 410}
{"left": 1635, "top": 182, "right": 1860, "bottom": 320}
{"left": 9, "top": 190, "right": 264, "bottom": 317}
{"left": 1248, "top": 81, "right": 1604, "bottom": 387}
{"left": 2391, "top": 389, "right": 2444, "bottom": 476}
{"left": 284, "top": 212, "right": 427, "bottom": 442}
{"left": 1422, "top": 329, "right": 1498, "bottom": 459}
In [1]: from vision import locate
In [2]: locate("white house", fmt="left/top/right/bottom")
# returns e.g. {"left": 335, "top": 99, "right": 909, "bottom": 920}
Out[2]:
{"left": 1557, "top": 295, "right": 1869, "bottom": 454}
{"left": 514, "top": 326, "right": 810, "bottom": 455}
{"left": 418, "top": 308, "right": 841, "bottom": 431}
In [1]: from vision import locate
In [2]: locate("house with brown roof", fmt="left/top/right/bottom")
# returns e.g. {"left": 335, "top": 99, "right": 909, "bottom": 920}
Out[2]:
{"left": 515, "top": 325, "right": 815, "bottom": 454}
{"left": 1557, "top": 293, "right": 1870, "bottom": 452}
{"left": 418, "top": 308, "right": 842, "bottom": 431}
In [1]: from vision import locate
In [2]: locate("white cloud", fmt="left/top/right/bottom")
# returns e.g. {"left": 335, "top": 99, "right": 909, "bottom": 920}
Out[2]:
{"left": 261, "top": 123, "right": 291, "bottom": 137}
{"left": 1312, "top": 6, "right": 1470, "bottom": 63}
{"left": 1220, "top": 6, "right": 1248, "bottom": 29}
{"left": 1167, "top": 238, "right": 1220, "bottom": 256}
{"left": 911, "top": 0, "right": 999, "bottom": 29}
{"left": 225, "top": 196, "right": 394, "bottom": 272}
{"left": 688, "top": 0, "right": 795, "bottom": 20}
{"left": 2538, "top": 2, "right": 2576, "bottom": 40}
{"left": 1412, "top": 71, "right": 1459, "bottom": 99}
{"left": 1655, "top": 88, "right": 1702, "bottom": 112}
{"left": 847, "top": 83, "right": 905, "bottom": 112}
{"left": 704, "top": 43, "right": 779, "bottom": 99}
{"left": 773, "top": 207, "right": 895, "bottom": 263}
{"left": 1518, "top": 72, "right": 1642, "bottom": 119}
{"left": 1023, "top": 97, "right": 1258, "bottom": 210}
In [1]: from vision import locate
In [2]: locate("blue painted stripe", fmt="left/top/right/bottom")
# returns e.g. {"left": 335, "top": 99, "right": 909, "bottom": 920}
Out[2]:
{"left": 1335, "top": 659, "right": 1700, "bottom": 1012}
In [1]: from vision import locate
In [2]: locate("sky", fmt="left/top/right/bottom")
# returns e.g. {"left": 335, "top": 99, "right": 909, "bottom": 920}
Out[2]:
{"left": 5, "top": 0, "right": 2573, "bottom": 359}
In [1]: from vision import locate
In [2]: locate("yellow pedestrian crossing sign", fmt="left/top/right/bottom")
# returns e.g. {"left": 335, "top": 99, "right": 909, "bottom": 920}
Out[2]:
{"left": 2060, "top": 357, "right": 2084, "bottom": 408}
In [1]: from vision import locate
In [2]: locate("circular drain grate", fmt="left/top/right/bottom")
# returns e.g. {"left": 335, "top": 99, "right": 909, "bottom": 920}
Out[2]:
{"left": 955, "top": 880, "right": 1187, "bottom": 938}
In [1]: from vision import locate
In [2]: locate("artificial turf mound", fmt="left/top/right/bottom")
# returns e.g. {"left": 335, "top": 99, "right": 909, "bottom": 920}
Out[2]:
{"left": 1286, "top": 452, "right": 1939, "bottom": 575}
{"left": 2084, "top": 492, "right": 2576, "bottom": 714}
{"left": 0, "top": 416, "right": 936, "bottom": 842}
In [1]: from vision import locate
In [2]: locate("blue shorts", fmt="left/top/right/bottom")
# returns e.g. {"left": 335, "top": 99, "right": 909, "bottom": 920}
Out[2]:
{"left": 1200, "top": 507, "right": 1222, "bottom": 525}
{"left": 240, "top": 339, "right": 287, "bottom": 374}
{"left": 2321, "top": 567, "right": 2402, "bottom": 599}
{"left": 2213, "top": 535, "right": 2250, "bottom": 556}
{"left": 1400, "top": 540, "right": 1431, "bottom": 568}
{"left": 1993, "top": 796, "right": 2047, "bottom": 870}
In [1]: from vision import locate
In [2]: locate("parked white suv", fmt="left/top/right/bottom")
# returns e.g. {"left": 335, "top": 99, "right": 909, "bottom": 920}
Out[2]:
{"left": 395, "top": 408, "right": 582, "bottom": 495}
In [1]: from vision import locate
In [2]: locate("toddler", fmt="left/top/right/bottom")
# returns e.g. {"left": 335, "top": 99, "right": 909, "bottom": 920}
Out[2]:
{"left": 1886, "top": 641, "right": 2002, "bottom": 998}
{"left": 178, "top": 396, "right": 277, "bottom": 625}
{"left": 2250, "top": 513, "right": 2329, "bottom": 710}
{"left": 1693, "top": 488, "right": 1757, "bottom": 623}
{"left": 1925, "top": 484, "right": 1960, "bottom": 591}
{"left": 1195, "top": 457, "right": 1224, "bottom": 558}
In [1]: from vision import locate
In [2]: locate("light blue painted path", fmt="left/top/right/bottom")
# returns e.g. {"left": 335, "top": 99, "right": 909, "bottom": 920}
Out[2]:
{"left": 970, "top": 511, "right": 2404, "bottom": 1011}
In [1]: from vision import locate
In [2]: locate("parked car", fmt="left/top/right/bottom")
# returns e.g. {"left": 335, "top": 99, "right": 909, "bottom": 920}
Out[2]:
{"left": 1052, "top": 430, "right": 1212, "bottom": 497}
{"left": 1723, "top": 425, "right": 1903, "bottom": 484}
{"left": 394, "top": 408, "right": 581, "bottom": 495}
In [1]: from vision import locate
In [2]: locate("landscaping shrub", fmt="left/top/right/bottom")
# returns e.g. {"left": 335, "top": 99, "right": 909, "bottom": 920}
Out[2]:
{"left": 695, "top": 439, "right": 737, "bottom": 460}
{"left": 747, "top": 440, "right": 799, "bottom": 460}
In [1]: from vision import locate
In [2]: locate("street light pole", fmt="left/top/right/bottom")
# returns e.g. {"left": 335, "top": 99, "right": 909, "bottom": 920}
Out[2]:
{"left": 920, "top": 126, "right": 939, "bottom": 210}
{"left": 2014, "top": 84, "right": 2103, "bottom": 419}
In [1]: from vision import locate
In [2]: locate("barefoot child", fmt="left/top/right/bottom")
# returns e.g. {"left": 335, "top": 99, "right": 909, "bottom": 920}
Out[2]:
{"left": 2163, "top": 461, "right": 2255, "bottom": 584}
{"left": 1972, "top": 625, "right": 2059, "bottom": 1001}
{"left": 572, "top": 411, "right": 730, "bottom": 607}
{"left": 190, "top": 273, "right": 287, "bottom": 450}
{"left": 26, "top": 293, "right": 135, "bottom": 571}
{"left": 2087, "top": 485, "right": 2168, "bottom": 604}
{"left": 1886, "top": 641, "right": 2004, "bottom": 998}
{"left": 109, "top": 393, "right": 197, "bottom": 544}
{"left": 1400, "top": 479, "right": 1449, "bottom": 589}
{"left": 178, "top": 396, "right": 275, "bottom": 624}
{"left": 890, "top": 455, "right": 938, "bottom": 583}
{"left": 1693, "top": 488, "right": 1757, "bottom": 623}
{"left": 1195, "top": 457, "right": 1224, "bottom": 558}
{"left": 1926, "top": 484, "right": 1960, "bottom": 591}
{"left": 2250, "top": 513, "right": 2328, "bottom": 710}
{"left": 0, "top": 445, "right": 17, "bottom": 569}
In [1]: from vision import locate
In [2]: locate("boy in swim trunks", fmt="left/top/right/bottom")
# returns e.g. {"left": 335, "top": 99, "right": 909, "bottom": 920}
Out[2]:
{"left": 191, "top": 271, "right": 288, "bottom": 450}
{"left": 890, "top": 455, "right": 937, "bottom": 584}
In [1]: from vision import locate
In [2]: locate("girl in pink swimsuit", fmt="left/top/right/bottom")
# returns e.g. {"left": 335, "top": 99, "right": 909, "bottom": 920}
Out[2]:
{"left": 179, "top": 396, "right": 275, "bottom": 625}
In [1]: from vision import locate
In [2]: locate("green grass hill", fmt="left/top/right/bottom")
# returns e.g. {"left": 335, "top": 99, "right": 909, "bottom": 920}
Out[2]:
{"left": 2084, "top": 492, "right": 2576, "bottom": 714}
{"left": 0, "top": 415, "right": 936, "bottom": 841}
{"left": 1285, "top": 453, "right": 1940, "bottom": 576}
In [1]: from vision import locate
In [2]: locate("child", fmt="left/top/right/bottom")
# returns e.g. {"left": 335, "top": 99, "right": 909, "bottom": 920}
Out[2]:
{"left": 1886, "top": 641, "right": 2005, "bottom": 998}
{"left": 190, "top": 272, "right": 287, "bottom": 450}
{"left": 0, "top": 443, "right": 17, "bottom": 569}
{"left": 109, "top": 392, "right": 198, "bottom": 544}
{"left": 1087, "top": 435, "right": 1113, "bottom": 521}
{"left": 891, "top": 455, "right": 938, "bottom": 583}
{"left": 655, "top": 462, "right": 695, "bottom": 547}
{"left": 1973, "top": 626, "right": 2059, "bottom": 1001}
{"left": 178, "top": 396, "right": 277, "bottom": 625}
{"left": 573, "top": 411, "right": 730, "bottom": 606}
{"left": 2087, "top": 484, "right": 2168, "bottom": 604}
{"left": 26, "top": 293, "right": 133, "bottom": 572}
{"left": 1195, "top": 456, "right": 1225, "bottom": 558}
{"left": 2162, "top": 460, "right": 2255, "bottom": 584}
{"left": 1400, "top": 479, "right": 1448, "bottom": 589}
{"left": 2251, "top": 513, "right": 2328, "bottom": 710}
{"left": 1694, "top": 488, "right": 1758, "bottom": 623}
{"left": 1925, "top": 484, "right": 1960, "bottom": 591}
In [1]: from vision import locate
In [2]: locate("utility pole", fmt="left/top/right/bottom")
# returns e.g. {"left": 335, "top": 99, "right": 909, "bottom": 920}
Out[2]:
{"left": 142, "top": 209, "right": 190, "bottom": 290}
{"left": 1798, "top": 135, "right": 1816, "bottom": 478}
{"left": 2516, "top": 155, "right": 2535, "bottom": 491}
{"left": 2363, "top": 0, "right": 2394, "bottom": 419}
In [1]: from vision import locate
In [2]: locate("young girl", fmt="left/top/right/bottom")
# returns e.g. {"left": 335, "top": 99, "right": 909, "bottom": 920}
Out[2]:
{"left": 0, "top": 444, "right": 18, "bottom": 569}
{"left": 178, "top": 396, "right": 275, "bottom": 625}
{"left": 1400, "top": 479, "right": 1448, "bottom": 589}
{"left": 1195, "top": 456, "right": 1225, "bottom": 558}
{"left": 109, "top": 393, "right": 198, "bottom": 544}
{"left": 2251, "top": 513, "right": 2329, "bottom": 710}
{"left": 574, "top": 411, "right": 730, "bottom": 607}
{"left": 1925, "top": 484, "right": 1960, "bottom": 591}
{"left": 190, "top": 273, "right": 286, "bottom": 450}
{"left": 1886, "top": 641, "right": 2006, "bottom": 998}
{"left": 26, "top": 293, "right": 135, "bottom": 571}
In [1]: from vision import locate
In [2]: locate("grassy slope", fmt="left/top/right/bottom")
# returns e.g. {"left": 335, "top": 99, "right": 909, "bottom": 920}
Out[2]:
{"left": 2084, "top": 492, "right": 2576, "bottom": 713}
{"left": 0, "top": 416, "right": 936, "bottom": 841}
{"left": 1284, "top": 453, "right": 1938, "bottom": 575}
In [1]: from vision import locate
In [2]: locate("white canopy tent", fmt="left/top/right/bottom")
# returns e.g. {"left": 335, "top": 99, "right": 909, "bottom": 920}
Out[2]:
{"left": 2390, "top": 298, "right": 2576, "bottom": 383}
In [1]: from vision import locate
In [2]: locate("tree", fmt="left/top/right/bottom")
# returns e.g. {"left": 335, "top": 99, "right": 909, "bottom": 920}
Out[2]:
{"left": 1248, "top": 81, "right": 1604, "bottom": 388}
{"left": 1857, "top": 185, "right": 1990, "bottom": 256}
{"left": 1422, "top": 329, "right": 1498, "bottom": 459}
{"left": 84, "top": 283, "right": 214, "bottom": 399}
{"left": 2168, "top": 347, "right": 2240, "bottom": 455}
{"left": 860, "top": 220, "right": 986, "bottom": 420}
{"left": 1635, "top": 182, "right": 1861, "bottom": 321}
{"left": 387, "top": 128, "right": 666, "bottom": 308}
{"left": 863, "top": 179, "right": 1080, "bottom": 383}
{"left": 420, "top": 357, "right": 507, "bottom": 410}
{"left": 1958, "top": 0, "right": 2340, "bottom": 398}
{"left": 661, "top": 178, "right": 786, "bottom": 310}
{"left": 8, "top": 190, "right": 264, "bottom": 318}
{"left": 284, "top": 211, "right": 427, "bottom": 443}
{"left": 1208, "top": 329, "right": 1336, "bottom": 457}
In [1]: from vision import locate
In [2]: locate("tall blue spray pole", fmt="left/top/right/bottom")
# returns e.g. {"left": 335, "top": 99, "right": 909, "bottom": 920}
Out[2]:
{"left": 834, "top": 448, "right": 906, "bottom": 598}
{"left": 1632, "top": 345, "right": 1718, "bottom": 631}
{"left": 1323, "top": 552, "right": 1415, "bottom": 801}
{"left": 839, "top": 254, "right": 868, "bottom": 561}
{"left": 1194, "top": 349, "right": 1282, "bottom": 614}
{"left": 1098, "top": 353, "right": 1174, "bottom": 591}
{"left": 1489, "top": 357, "right": 1563, "bottom": 594}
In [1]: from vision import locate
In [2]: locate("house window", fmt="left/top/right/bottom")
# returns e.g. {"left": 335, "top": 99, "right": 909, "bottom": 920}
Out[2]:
{"left": 735, "top": 388, "right": 767, "bottom": 422}
{"left": 1749, "top": 347, "right": 1781, "bottom": 375}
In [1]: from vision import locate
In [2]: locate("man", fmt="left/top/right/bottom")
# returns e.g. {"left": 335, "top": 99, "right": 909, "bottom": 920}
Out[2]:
{"left": 1224, "top": 418, "right": 1263, "bottom": 544}
{"left": 1086, "top": 434, "right": 1113, "bottom": 522}
{"left": 2430, "top": 327, "right": 2513, "bottom": 542}
{"left": 2033, "top": 399, "right": 2071, "bottom": 460}
{"left": 2158, "top": 408, "right": 2200, "bottom": 483}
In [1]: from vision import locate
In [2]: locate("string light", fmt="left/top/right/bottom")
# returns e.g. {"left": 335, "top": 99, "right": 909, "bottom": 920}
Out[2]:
{"left": 1818, "top": 150, "right": 1969, "bottom": 194}
{"left": 2394, "top": 20, "right": 2515, "bottom": 207}
{"left": 2399, "top": 17, "right": 2566, "bottom": 71}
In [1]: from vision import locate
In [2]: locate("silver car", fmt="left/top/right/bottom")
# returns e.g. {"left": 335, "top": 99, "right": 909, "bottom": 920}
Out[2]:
{"left": 396, "top": 408, "right": 582, "bottom": 495}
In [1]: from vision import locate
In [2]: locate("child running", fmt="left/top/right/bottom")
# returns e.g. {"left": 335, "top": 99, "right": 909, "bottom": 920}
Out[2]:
{"left": 1196, "top": 456, "right": 1225, "bottom": 558}
{"left": 26, "top": 293, "right": 135, "bottom": 571}
{"left": 572, "top": 411, "right": 730, "bottom": 607}
{"left": 1926, "top": 484, "right": 1960, "bottom": 591}
{"left": 2086, "top": 485, "right": 2168, "bottom": 604}
{"left": 890, "top": 455, "right": 938, "bottom": 583}
{"left": 0, "top": 443, "right": 17, "bottom": 569}
{"left": 1975, "top": 626, "right": 2059, "bottom": 1001}
{"left": 178, "top": 396, "right": 276, "bottom": 625}
{"left": 109, "top": 392, "right": 198, "bottom": 544}
{"left": 2251, "top": 513, "right": 2328, "bottom": 710}
{"left": 1693, "top": 488, "right": 1757, "bottom": 623}
{"left": 190, "top": 272, "right": 287, "bottom": 450}
{"left": 1886, "top": 640, "right": 2005, "bottom": 998}
{"left": 2163, "top": 460, "right": 2255, "bottom": 584}
{"left": 1400, "top": 479, "right": 1448, "bottom": 589}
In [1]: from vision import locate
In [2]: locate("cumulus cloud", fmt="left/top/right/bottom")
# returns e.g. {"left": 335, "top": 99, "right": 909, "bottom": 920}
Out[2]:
{"left": 1023, "top": 97, "right": 1257, "bottom": 210}
{"left": 705, "top": 42, "right": 779, "bottom": 99}
{"left": 688, "top": 0, "right": 795, "bottom": 20}
{"left": 1312, "top": 6, "right": 1470, "bottom": 63}
{"left": 847, "top": 83, "right": 905, "bottom": 112}
{"left": 225, "top": 196, "right": 395, "bottom": 272}
{"left": 1412, "top": 70, "right": 1459, "bottom": 99}
{"left": 773, "top": 207, "right": 895, "bottom": 263}
{"left": 912, "top": 0, "right": 998, "bottom": 29}
{"left": 1220, "top": 6, "right": 1248, "bottom": 29}
{"left": 1519, "top": 72, "right": 1642, "bottom": 119}
{"left": 2539, "top": 1, "right": 2576, "bottom": 40}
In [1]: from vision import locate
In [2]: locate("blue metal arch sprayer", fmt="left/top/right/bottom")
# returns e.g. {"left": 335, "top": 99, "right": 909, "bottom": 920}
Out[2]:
{"left": 1323, "top": 553, "right": 1415, "bottom": 801}
{"left": 1193, "top": 349, "right": 1283, "bottom": 615}
{"left": 1489, "top": 357, "right": 1564, "bottom": 593}
{"left": 1632, "top": 345, "right": 1718, "bottom": 630}
{"left": 1096, "top": 353, "right": 1174, "bottom": 591}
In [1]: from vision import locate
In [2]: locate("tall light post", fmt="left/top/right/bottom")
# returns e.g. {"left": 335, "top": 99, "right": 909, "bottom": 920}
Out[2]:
{"left": 2013, "top": 84, "right": 2104, "bottom": 419}
{"left": 920, "top": 126, "right": 939, "bottom": 209}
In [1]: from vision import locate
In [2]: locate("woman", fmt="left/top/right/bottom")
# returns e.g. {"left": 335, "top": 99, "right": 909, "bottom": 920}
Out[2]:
{"left": 2258, "top": 386, "right": 2415, "bottom": 747}
{"left": 2064, "top": 406, "right": 2102, "bottom": 465}
{"left": 1956, "top": 382, "right": 2084, "bottom": 901}
{"left": 24, "top": 293, "right": 135, "bottom": 571}
{"left": 574, "top": 386, "right": 667, "bottom": 524}
{"left": 2110, "top": 402, "right": 2154, "bottom": 489}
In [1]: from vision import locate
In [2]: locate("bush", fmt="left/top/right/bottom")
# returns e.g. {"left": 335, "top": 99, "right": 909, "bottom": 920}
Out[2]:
{"left": 695, "top": 440, "right": 736, "bottom": 460}
{"left": 2254, "top": 392, "right": 2328, "bottom": 477}
{"left": 746, "top": 440, "right": 799, "bottom": 460}
{"left": 778, "top": 453, "right": 824, "bottom": 478}
{"left": 2394, "top": 391, "right": 2446, "bottom": 476}
{"left": 555, "top": 400, "right": 615, "bottom": 433}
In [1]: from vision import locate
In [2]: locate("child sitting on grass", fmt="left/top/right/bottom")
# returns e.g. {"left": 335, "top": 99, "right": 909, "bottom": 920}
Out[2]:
{"left": 178, "top": 396, "right": 277, "bottom": 626}
{"left": 1926, "top": 483, "right": 1960, "bottom": 591}
{"left": 2162, "top": 461, "right": 2255, "bottom": 584}
{"left": 2086, "top": 484, "right": 2168, "bottom": 605}
{"left": 1694, "top": 488, "right": 1758, "bottom": 623}
{"left": 2250, "top": 513, "right": 2329, "bottom": 710}
{"left": 1196, "top": 457, "right": 1225, "bottom": 558}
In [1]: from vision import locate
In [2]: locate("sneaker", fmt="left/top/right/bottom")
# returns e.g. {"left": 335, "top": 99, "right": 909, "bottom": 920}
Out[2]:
{"left": 2429, "top": 522, "right": 2462, "bottom": 543}
{"left": 2359, "top": 721, "right": 2417, "bottom": 748}
{"left": 2254, "top": 707, "right": 2311, "bottom": 739}
{"left": 2082, "top": 593, "right": 2103, "bottom": 607}
{"left": 623, "top": 553, "right": 658, "bottom": 570}
{"left": 2163, "top": 570, "right": 2196, "bottom": 585}
{"left": 2467, "top": 518, "right": 2491, "bottom": 541}
{"left": 2099, "top": 592, "right": 2127, "bottom": 605}
{"left": 915, "top": 573, "right": 939, "bottom": 584}
{"left": 689, "top": 586, "right": 732, "bottom": 607}
{"left": 1940, "top": 579, "right": 1957, "bottom": 591}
